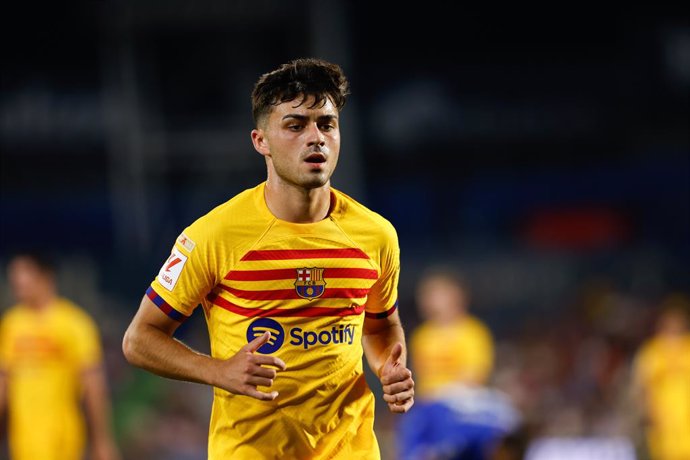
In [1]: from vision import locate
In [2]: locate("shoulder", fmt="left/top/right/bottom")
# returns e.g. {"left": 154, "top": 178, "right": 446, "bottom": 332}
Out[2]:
{"left": 332, "top": 188, "right": 398, "bottom": 245}
{"left": 411, "top": 322, "right": 435, "bottom": 343}
{"left": 55, "top": 298, "right": 97, "bottom": 326}
{"left": 462, "top": 316, "right": 493, "bottom": 337}
{"left": 634, "top": 338, "right": 659, "bottom": 366}
{"left": 0, "top": 305, "right": 24, "bottom": 324}
{"left": 183, "top": 183, "right": 271, "bottom": 246}
{"left": 632, "top": 339, "right": 660, "bottom": 381}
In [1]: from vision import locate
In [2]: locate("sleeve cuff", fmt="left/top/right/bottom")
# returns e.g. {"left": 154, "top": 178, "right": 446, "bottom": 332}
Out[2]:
{"left": 146, "top": 286, "right": 190, "bottom": 322}
{"left": 365, "top": 300, "right": 398, "bottom": 319}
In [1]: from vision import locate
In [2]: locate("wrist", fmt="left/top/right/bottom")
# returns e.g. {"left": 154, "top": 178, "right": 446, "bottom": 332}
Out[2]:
{"left": 199, "top": 354, "right": 223, "bottom": 387}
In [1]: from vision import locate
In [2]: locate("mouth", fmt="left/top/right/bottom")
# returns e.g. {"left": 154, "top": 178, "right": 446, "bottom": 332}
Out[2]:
{"left": 304, "top": 152, "right": 327, "bottom": 164}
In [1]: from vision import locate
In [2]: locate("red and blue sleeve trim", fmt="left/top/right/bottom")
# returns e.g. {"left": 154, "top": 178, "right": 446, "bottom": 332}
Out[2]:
{"left": 146, "top": 286, "right": 189, "bottom": 322}
{"left": 365, "top": 300, "right": 398, "bottom": 319}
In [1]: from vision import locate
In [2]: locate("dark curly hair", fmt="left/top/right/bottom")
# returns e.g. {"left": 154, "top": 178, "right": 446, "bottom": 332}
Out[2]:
{"left": 251, "top": 58, "right": 350, "bottom": 126}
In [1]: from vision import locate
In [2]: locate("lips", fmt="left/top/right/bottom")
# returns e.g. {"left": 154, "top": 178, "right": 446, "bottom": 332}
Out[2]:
{"left": 304, "top": 152, "right": 327, "bottom": 163}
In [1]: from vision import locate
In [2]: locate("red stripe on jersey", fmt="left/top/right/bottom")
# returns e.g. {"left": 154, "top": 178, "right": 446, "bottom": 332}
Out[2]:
{"left": 218, "top": 285, "right": 370, "bottom": 301}
{"left": 240, "top": 248, "right": 370, "bottom": 261}
{"left": 225, "top": 268, "right": 295, "bottom": 281}
{"left": 206, "top": 293, "right": 365, "bottom": 318}
{"left": 225, "top": 267, "right": 379, "bottom": 281}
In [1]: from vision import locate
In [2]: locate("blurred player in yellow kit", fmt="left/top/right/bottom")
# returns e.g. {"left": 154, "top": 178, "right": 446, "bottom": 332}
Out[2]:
{"left": 411, "top": 267, "right": 494, "bottom": 396}
{"left": 123, "top": 58, "right": 414, "bottom": 459}
{"left": 0, "top": 252, "right": 120, "bottom": 460}
{"left": 632, "top": 294, "right": 690, "bottom": 460}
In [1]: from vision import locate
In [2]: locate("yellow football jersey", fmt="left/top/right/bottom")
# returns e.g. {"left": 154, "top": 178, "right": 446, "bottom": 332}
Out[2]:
{"left": 411, "top": 316, "right": 493, "bottom": 397}
{"left": 0, "top": 298, "right": 103, "bottom": 460}
{"left": 633, "top": 334, "right": 690, "bottom": 460}
{"left": 148, "top": 182, "right": 400, "bottom": 459}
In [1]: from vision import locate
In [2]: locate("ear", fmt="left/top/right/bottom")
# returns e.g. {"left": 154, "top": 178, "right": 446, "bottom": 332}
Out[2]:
{"left": 251, "top": 128, "right": 270, "bottom": 157}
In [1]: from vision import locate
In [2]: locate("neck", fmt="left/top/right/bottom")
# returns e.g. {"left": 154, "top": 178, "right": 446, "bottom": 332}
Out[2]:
{"left": 430, "top": 310, "right": 465, "bottom": 324}
{"left": 24, "top": 290, "right": 56, "bottom": 310}
{"left": 264, "top": 179, "right": 332, "bottom": 223}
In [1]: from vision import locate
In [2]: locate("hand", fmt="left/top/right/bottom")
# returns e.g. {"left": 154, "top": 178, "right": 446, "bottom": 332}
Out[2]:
{"left": 379, "top": 342, "right": 414, "bottom": 413}
{"left": 214, "top": 332, "right": 286, "bottom": 401}
{"left": 90, "top": 437, "right": 121, "bottom": 460}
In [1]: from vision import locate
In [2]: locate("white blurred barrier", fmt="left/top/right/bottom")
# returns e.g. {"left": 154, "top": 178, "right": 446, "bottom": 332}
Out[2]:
{"left": 526, "top": 437, "right": 636, "bottom": 460}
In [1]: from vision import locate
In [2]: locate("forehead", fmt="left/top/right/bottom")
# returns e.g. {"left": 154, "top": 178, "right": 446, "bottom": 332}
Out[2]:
{"left": 9, "top": 257, "right": 42, "bottom": 274}
{"left": 418, "top": 276, "right": 461, "bottom": 292}
{"left": 269, "top": 95, "right": 338, "bottom": 119}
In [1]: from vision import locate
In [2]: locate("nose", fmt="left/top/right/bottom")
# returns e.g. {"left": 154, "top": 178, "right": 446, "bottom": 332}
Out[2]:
{"left": 306, "top": 122, "right": 325, "bottom": 147}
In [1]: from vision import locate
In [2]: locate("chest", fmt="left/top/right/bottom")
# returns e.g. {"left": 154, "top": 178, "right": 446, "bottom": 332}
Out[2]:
{"left": 6, "top": 317, "right": 71, "bottom": 365}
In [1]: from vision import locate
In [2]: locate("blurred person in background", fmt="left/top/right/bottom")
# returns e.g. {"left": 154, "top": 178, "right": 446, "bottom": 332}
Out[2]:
{"left": 0, "top": 252, "right": 120, "bottom": 460}
{"left": 122, "top": 58, "right": 414, "bottom": 459}
{"left": 396, "top": 267, "right": 517, "bottom": 460}
{"left": 631, "top": 293, "right": 690, "bottom": 460}
{"left": 410, "top": 267, "right": 494, "bottom": 396}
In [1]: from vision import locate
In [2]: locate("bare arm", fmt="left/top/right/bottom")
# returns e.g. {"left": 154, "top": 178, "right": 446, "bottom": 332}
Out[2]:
{"left": 82, "top": 367, "right": 121, "bottom": 460}
{"left": 122, "top": 295, "right": 286, "bottom": 400}
{"left": 362, "top": 310, "right": 414, "bottom": 413}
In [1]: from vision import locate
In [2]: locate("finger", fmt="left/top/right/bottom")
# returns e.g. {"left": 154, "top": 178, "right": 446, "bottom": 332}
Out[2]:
{"left": 251, "top": 354, "right": 287, "bottom": 371}
{"left": 383, "top": 389, "right": 414, "bottom": 403}
{"left": 382, "top": 378, "right": 414, "bottom": 395}
{"left": 244, "top": 386, "right": 279, "bottom": 401}
{"left": 244, "top": 331, "right": 271, "bottom": 353}
{"left": 251, "top": 366, "right": 277, "bottom": 379}
{"left": 246, "top": 376, "right": 274, "bottom": 387}
{"left": 387, "top": 342, "right": 403, "bottom": 364}
{"left": 388, "top": 397, "right": 414, "bottom": 413}
{"left": 381, "top": 367, "right": 413, "bottom": 386}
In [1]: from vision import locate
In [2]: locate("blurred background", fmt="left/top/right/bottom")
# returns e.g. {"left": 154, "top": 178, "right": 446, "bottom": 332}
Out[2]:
{"left": 1, "top": 2, "right": 688, "bottom": 459}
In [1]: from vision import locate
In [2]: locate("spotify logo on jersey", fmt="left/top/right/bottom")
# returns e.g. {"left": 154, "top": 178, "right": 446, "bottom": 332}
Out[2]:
{"left": 246, "top": 318, "right": 285, "bottom": 354}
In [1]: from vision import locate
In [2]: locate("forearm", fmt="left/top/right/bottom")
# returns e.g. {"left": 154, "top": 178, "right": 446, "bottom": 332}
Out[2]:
{"left": 122, "top": 322, "right": 219, "bottom": 386}
{"left": 123, "top": 297, "right": 287, "bottom": 401}
{"left": 82, "top": 368, "right": 115, "bottom": 440}
{"left": 362, "top": 319, "right": 407, "bottom": 377}
{"left": 363, "top": 311, "right": 415, "bottom": 413}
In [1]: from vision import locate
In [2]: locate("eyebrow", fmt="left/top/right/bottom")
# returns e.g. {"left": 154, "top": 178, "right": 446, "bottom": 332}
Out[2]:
{"left": 281, "top": 114, "right": 338, "bottom": 122}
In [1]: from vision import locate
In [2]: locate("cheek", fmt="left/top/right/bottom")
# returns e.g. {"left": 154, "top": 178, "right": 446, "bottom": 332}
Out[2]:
{"left": 10, "top": 272, "right": 35, "bottom": 292}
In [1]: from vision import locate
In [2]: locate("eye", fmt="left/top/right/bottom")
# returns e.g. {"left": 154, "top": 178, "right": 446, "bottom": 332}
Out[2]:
{"left": 319, "top": 124, "right": 335, "bottom": 132}
{"left": 287, "top": 124, "right": 303, "bottom": 132}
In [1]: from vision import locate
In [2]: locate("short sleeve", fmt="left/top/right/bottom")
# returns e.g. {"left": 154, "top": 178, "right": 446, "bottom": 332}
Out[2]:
{"left": 632, "top": 343, "right": 653, "bottom": 388}
{"left": 70, "top": 311, "right": 103, "bottom": 370}
{"left": 148, "top": 223, "right": 217, "bottom": 321}
{"left": 461, "top": 319, "right": 494, "bottom": 384}
{"left": 0, "top": 315, "right": 12, "bottom": 370}
{"left": 364, "top": 222, "right": 400, "bottom": 319}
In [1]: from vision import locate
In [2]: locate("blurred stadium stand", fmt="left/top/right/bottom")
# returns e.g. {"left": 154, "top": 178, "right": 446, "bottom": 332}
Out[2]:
{"left": 1, "top": 2, "right": 688, "bottom": 459}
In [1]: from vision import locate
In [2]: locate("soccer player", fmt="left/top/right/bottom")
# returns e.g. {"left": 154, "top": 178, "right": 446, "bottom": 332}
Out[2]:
{"left": 0, "top": 252, "right": 120, "bottom": 460}
{"left": 632, "top": 294, "right": 690, "bottom": 460}
{"left": 122, "top": 58, "right": 414, "bottom": 459}
{"left": 410, "top": 267, "right": 494, "bottom": 397}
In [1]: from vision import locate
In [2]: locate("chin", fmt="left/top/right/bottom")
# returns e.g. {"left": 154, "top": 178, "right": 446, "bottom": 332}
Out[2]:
{"left": 299, "top": 174, "right": 330, "bottom": 189}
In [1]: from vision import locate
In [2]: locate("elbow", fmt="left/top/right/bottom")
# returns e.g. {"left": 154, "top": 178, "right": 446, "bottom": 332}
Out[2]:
{"left": 122, "top": 325, "right": 141, "bottom": 366}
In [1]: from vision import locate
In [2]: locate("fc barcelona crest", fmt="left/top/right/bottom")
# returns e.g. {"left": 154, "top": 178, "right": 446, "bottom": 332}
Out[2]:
{"left": 295, "top": 268, "right": 326, "bottom": 300}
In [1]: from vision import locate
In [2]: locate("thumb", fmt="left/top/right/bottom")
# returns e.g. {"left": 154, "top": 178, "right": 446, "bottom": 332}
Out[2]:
{"left": 245, "top": 331, "right": 271, "bottom": 353}
{"left": 387, "top": 342, "right": 403, "bottom": 365}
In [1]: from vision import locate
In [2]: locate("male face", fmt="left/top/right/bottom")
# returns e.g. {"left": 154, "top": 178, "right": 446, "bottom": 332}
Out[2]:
{"left": 7, "top": 257, "right": 53, "bottom": 306}
{"left": 252, "top": 95, "right": 340, "bottom": 190}
{"left": 658, "top": 308, "right": 689, "bottom": 337}
{"left": 416, "top": 276, "right": 468, "bottom": 323}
